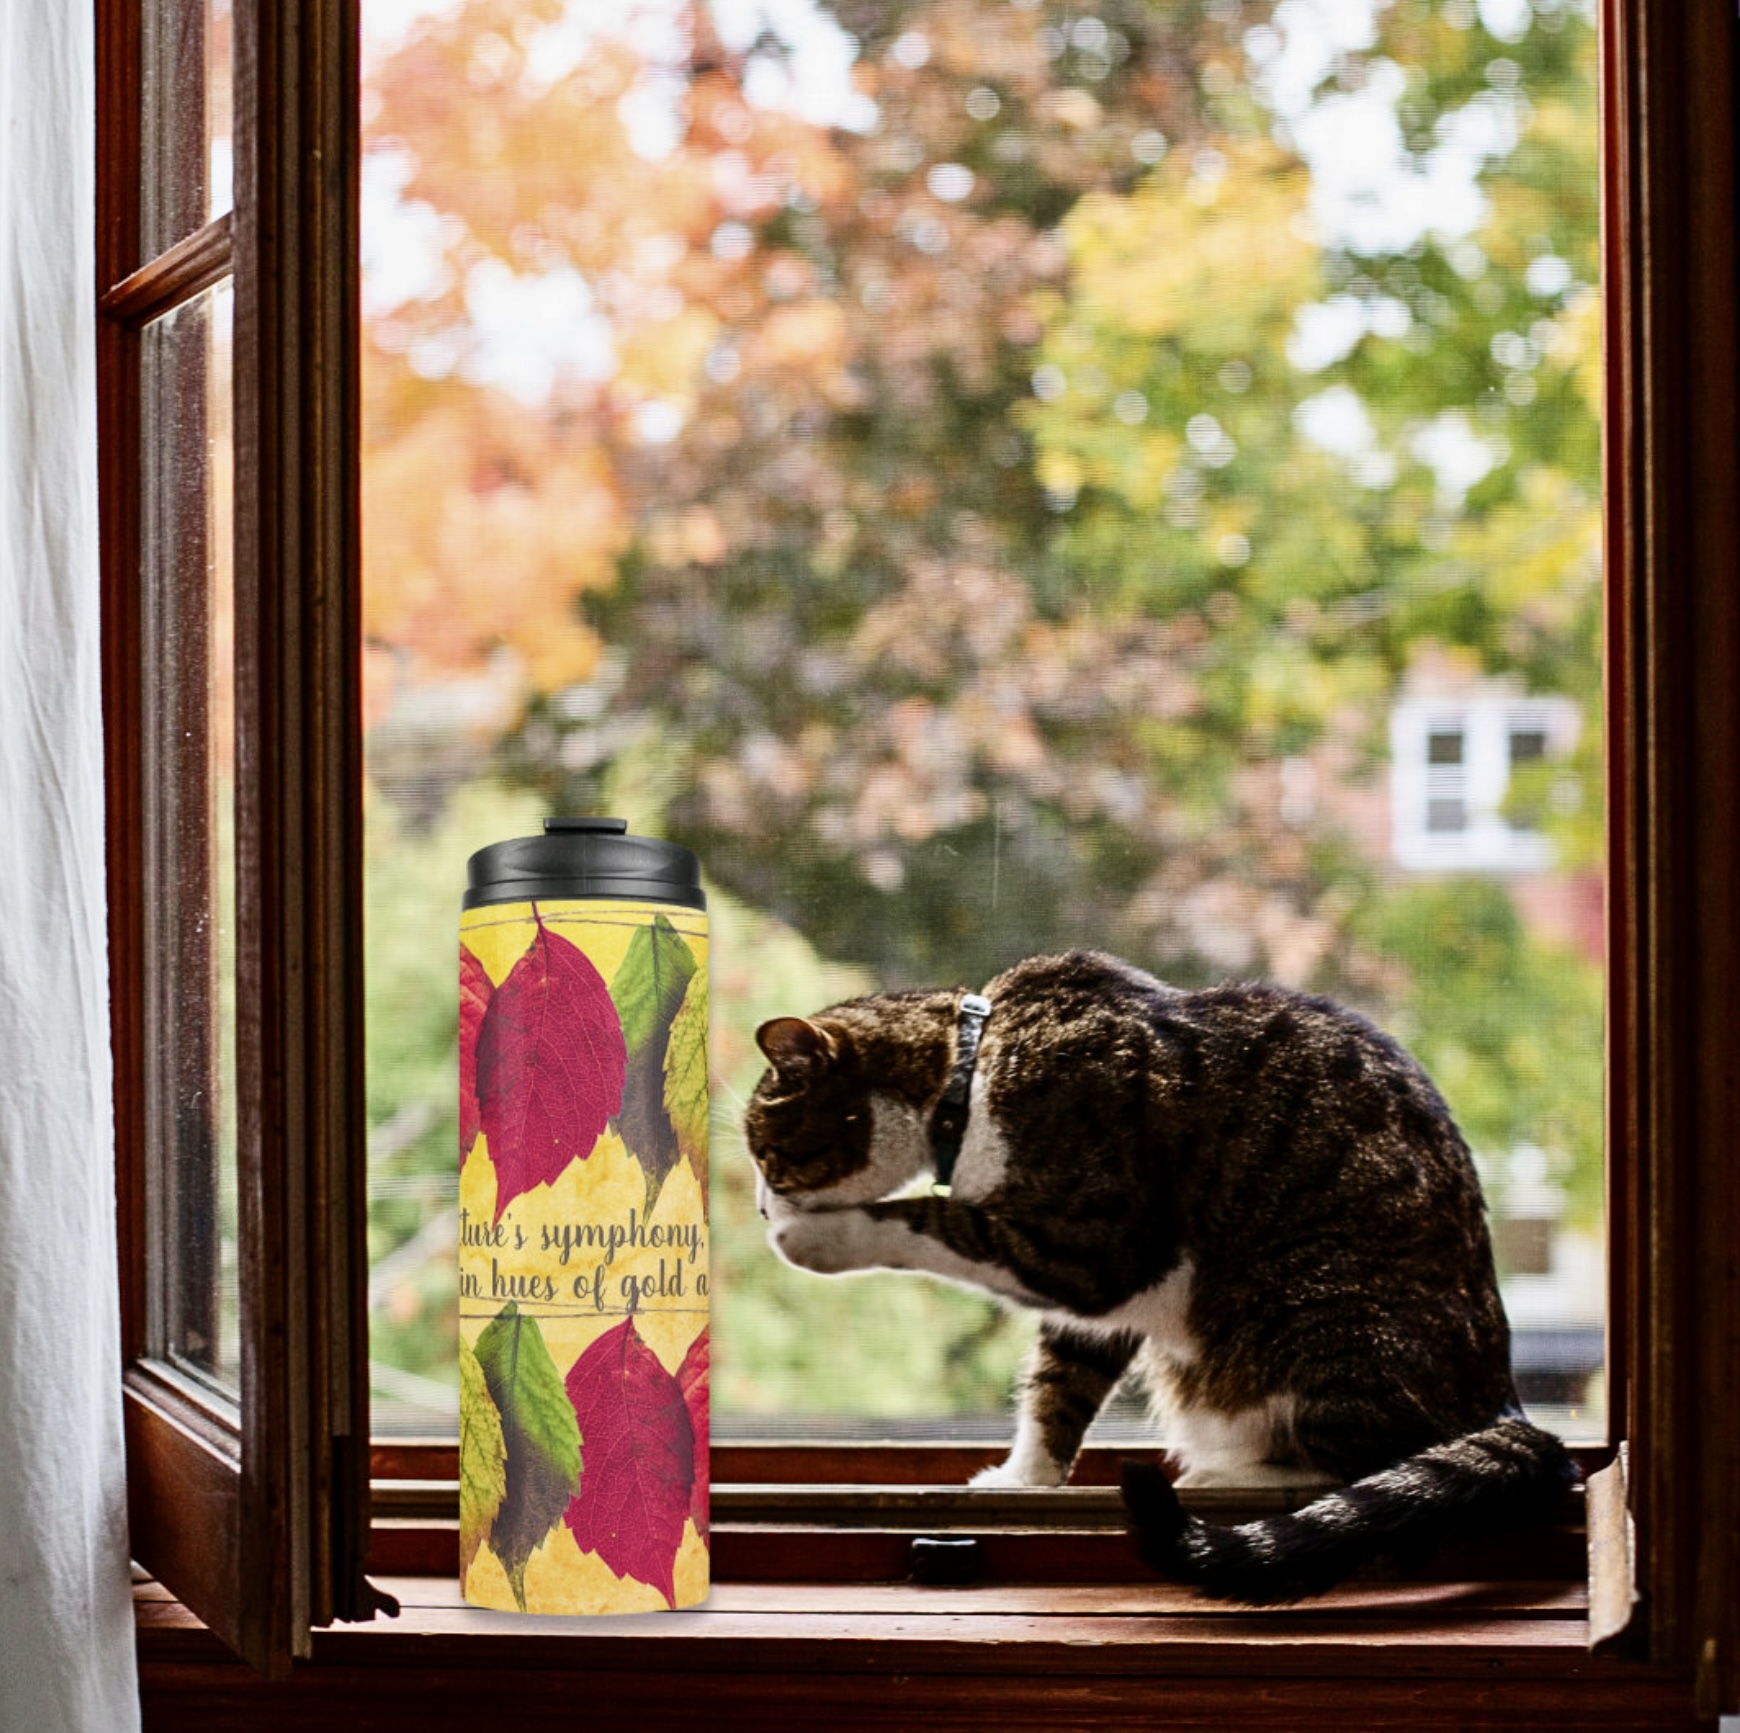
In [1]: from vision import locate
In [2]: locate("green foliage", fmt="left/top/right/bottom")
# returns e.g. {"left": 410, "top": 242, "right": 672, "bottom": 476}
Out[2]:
{"left": 1355, "top": 877, "right": 1603, "bottom": 1228}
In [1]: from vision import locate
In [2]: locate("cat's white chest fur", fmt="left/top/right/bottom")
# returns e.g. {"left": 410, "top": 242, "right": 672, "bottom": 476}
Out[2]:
{"left": 1051, "top": 1261, "right": 1327, "bottom": 1490}
{"left": 1075, "top": 1257, "right": 1200, "bottom": 1365}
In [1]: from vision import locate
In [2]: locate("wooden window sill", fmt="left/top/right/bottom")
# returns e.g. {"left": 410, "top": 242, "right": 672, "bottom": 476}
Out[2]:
{"left": 139, "top": 1465, "right": 1685, "bottom": 1731}
{"left": 135, "top": 1573, "right": 1698, "bottom": 1728}
{"left": 365, "top": 1482, "right": 1593, "bottom": 1586}
{"left": 146, "top": 1447, "right": 1691, "bottom": 1725}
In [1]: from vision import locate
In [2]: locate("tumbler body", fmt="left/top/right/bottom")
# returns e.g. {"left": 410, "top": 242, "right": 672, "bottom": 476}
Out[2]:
{"left": 458, "top": 820, "right": 708, "bottom": 1613}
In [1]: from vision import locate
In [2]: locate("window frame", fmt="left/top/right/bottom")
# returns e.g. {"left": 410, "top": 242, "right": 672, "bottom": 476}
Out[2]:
{"left": 97, "top": 0, "right": 381, "bottom": 1676}
{"left": 361, "top": 6, "right": 1739, "bottom": 1700}
{"left": 357, "top": 0, "right": 1733, "bottom": 1668}
{"left": 1592, "top": 0, "right": 1740, "bottom": 1706}
{"left": 97, "top": 0, "right": 1740, "bottom": 1710}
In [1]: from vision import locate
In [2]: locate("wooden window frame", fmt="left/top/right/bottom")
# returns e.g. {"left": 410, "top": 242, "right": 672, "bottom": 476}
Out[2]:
{"left": 1591, "top": 0, "right": 1740, "bottom": 1711}
{"left": 106, "top": 0, "right": 1740, "bottom": 1717}
{"left": 350, "top": 3, "right": 1740, "bottom": 1707}
{"left": 98, "top": 0, "right": 381, "bottom": 1677}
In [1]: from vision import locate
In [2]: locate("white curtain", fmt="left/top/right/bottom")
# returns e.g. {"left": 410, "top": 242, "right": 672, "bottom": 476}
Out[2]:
{"left": 0, "top": 0, "right": 141, "bottom": 1726}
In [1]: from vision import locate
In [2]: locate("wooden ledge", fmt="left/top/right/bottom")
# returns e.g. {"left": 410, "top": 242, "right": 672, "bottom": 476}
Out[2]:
{"left": 365, "top": 1480, "right": 1592, "bottom": 1584}
{"left": 136, "top": 1575, "right": 1698, "bottom": 1730}
{"left": 373, "top": 1480, "right": 1323, "bottom": 1526}
{"left": 372, "top": 1437, "right": 1616, "bottom": 1487}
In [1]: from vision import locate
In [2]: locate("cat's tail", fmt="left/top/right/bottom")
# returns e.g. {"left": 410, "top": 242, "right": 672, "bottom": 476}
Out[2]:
{"left": 1119, "top": 1415, "right": 1576, "bottom": 1604}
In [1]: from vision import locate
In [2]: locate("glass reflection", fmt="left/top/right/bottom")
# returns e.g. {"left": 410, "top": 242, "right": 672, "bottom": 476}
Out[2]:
{"left": 141, "top": 0, "right": 234, "bottom": 256}
{"left": 142, "top": 280, "right": 239, "bottom": 1398}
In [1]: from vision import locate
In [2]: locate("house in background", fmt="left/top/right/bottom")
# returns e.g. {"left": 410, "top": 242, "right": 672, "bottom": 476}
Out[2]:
{"left": 1389, "top": 681, "right": 1579, "bottom": 876}
{"left": 1387, "top": 655, "right": 1604, "bottom": 1422}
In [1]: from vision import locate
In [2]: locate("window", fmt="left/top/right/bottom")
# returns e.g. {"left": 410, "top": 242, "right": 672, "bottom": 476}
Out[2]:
{"left": 1392, "top": 691, "right": 1580, "bottom": 870}
{"left": 360, "top": 0, "right": 1607, "bottom": 1452}
{"left": 98, "top": 0, "right": 382, "bottom": 1673}
{"left": 107, "top": 0, "right": 1740, "bottom": 1712}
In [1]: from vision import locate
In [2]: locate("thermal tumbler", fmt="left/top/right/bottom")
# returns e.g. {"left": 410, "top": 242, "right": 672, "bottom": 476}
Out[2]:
{"left": 457, "top": 817, "right": 709, "bottom": 1613}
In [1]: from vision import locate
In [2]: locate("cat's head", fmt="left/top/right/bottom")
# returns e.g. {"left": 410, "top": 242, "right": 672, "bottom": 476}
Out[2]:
{"left": 743, "top": 1014, "right": 932, "bottom": 1213}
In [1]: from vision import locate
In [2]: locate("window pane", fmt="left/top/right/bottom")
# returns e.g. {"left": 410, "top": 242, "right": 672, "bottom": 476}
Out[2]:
{"left": 142, "top": 280, "right": 239, "bottom": 1400}
{"left": 141, "top": 0, "right": 234, "bottom": 256}
{"left": 361, "top": 0, "right": 1603, "bottom": 1445}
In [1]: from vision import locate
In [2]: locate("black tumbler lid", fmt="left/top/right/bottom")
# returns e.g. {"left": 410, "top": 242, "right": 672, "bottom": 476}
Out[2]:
{"left": 463, "top": 817, "right": 706, "bottom": 911}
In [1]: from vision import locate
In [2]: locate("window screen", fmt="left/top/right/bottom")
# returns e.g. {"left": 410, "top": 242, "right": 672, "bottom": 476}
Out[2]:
{"left": 361, "top": 0, "right": 1604, "bottom": 1446}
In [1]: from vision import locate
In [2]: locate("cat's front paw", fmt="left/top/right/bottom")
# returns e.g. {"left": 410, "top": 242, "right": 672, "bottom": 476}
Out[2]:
{"left": 969, "top": 1454, "right": 1069, "bottom": 1489}
{"left": 769, "top": 1209, "right": 873, "bottom": 1275}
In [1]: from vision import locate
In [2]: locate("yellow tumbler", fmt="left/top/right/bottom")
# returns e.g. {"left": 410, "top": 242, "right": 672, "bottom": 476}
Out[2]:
{"left": 457, "top": 817, "right": 708, "bottom": 1612}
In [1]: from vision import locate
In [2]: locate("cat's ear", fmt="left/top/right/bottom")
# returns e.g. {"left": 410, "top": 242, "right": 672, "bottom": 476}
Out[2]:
{"left": 756, "top": 1017, "right": 839, "bottom": 1070}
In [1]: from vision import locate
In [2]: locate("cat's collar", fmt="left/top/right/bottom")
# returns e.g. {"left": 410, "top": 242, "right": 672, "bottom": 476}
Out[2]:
{"left": 929, "top": 992, "right": 993, "bottom": 1194}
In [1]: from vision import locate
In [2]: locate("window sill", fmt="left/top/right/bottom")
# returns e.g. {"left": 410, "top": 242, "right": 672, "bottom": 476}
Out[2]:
{"left": 135, "top": 1573, "right": 1697, "bottom": 1729}
{"left": 145, "top": 1444, "right": 1677, "bottom": 1726}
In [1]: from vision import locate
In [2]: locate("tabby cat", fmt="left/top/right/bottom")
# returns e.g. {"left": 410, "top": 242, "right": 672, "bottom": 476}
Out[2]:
{"left": 744, "top": 949, "right": 1574, "bottom": 1602}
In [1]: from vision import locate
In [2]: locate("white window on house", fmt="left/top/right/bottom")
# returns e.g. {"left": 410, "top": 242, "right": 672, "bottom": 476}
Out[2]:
{"left": 1390, "top": 693, "right": 1580, "bottom": 872}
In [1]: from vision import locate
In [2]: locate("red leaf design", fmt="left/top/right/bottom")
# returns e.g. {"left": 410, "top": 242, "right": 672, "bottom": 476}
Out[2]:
{"left": 677, "top": 1330, "right": 709, "bottom": 1544}
{"left": 563, "top": 1317, "right": 695, "bottom": 1607}
{"left": 458, "top": 944, "right": 493, "bottom": 1158}
{"left": 476, "top": 911, "right": 627, "bottom": 1221}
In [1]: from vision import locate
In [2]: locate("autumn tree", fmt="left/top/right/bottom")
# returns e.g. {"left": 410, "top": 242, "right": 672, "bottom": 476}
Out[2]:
{"left": 360, "top": 0, "right": 1605, "bottom": 1417}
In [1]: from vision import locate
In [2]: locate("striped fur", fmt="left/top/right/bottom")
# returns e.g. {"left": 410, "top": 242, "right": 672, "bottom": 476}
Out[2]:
{"left": 1121, "top": 1416, "right": 1576, "bottom": 1603}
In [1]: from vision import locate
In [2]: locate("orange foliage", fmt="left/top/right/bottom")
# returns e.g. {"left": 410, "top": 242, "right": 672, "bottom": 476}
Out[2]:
{"left": 363, "top": 380, "right": 623, "bottom": 691}
{"left": 361, "top": 2, "right": 859, "bottom": 695}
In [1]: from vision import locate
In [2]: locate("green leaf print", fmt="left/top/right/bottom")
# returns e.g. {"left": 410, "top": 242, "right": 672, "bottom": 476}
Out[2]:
{"left": 662, "top": 968, "right": 709, "bottom": 1191}
{"left": 472, "top": 1301, "right": 583, "bottom": 1610}
{"left": 458, "top": 1336, "right": 507, "bottom": 1590}
{"left": 609, "top": 915, "right": 699, "bottom": 1213}
{"left": 609, "top": 914, "right": 698, "bottom": 1055}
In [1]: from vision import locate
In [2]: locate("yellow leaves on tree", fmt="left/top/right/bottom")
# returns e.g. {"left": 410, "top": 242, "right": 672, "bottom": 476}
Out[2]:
{"left": 366, "top": 1, "right": 658, "bottom": 271}
{"left": 1062, "top": 139, "right": 1318, "bottom": 352}
{"left": 1021, "top": 140, "right": 1318, "bottom": 517}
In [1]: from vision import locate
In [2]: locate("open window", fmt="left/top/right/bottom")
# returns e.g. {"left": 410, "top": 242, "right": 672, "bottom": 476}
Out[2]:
{"left": 98, "top": 0, "right": 383, "bottom": 1673}
{"left": 104, "top": 0, "right": 1740, "bottom": 1717}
